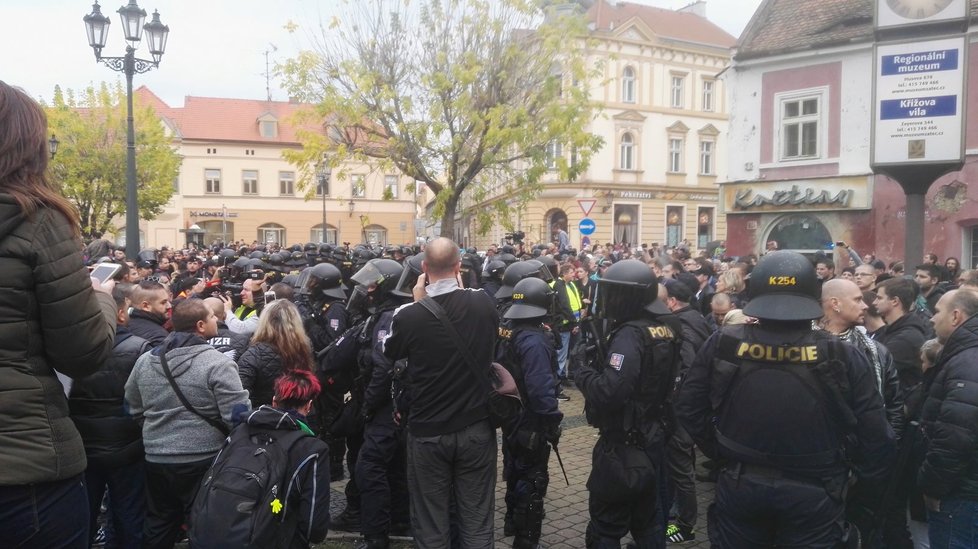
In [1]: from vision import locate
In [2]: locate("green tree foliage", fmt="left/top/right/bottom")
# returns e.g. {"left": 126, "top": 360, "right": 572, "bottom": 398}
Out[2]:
{"left": 281, "top": 0, "right": 603, "bottom": 237}
{"left": 45, "top": 82, "right": 180, "bottom": 240}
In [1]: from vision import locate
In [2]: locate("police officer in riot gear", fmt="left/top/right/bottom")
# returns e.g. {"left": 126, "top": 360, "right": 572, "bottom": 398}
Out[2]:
{"left": 675, "top": 251, "right": 896, "bottom": 548}
{"left": 576, "top": 259, "right": 681, "bottom": 549}
{"left": 499, "top": 278, "right": 563, "bottom": 549}
{"left": 350, "top": 259, "right": 411, "bottom": 548}
{"left": 481, "top": 259, "right": 506, "bottom": 300}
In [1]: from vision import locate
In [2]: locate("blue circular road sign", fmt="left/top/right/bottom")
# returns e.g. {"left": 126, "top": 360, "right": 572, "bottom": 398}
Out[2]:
{"left": 579, "top": 218, "right": 596, "bottom": 235}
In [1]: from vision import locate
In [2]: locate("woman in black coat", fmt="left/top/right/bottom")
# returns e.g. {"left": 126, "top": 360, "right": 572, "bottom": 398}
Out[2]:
{"left": 237, "top": 299, "right": 315, "bottom": 407}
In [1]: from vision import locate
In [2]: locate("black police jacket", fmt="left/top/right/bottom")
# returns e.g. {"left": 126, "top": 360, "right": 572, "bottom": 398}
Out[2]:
{"left": 69, "top": 328, "right": 149, "bottom": 468}
{"left": 576, "top": 315, "right": 680, "bottom": 444}
{"left": 918, "top": 314, "right": 978, "bottom": 501}
{"left": 361, "top": 307, "right": 399, "bottom": 418}
{"left": 676, "top": 324, "right": 895, "bottom": 482}
{"left": 497, "top": 324, "right": 562, "bottom": 431}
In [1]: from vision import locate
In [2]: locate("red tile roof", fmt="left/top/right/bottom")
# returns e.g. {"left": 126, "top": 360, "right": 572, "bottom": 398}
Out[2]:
{"left": 134, "top": 86, "right": 320, "bottom": 144}
{"left": 586, "top": 0, "right": 736, "bottom": 49}
{"left": 737, "top": 0, "right": 978, "bottom": 60}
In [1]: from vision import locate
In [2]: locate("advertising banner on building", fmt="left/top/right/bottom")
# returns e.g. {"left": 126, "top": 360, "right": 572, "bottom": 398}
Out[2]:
{"left": 872, "top": 35, "right": 967, "bottom": 167}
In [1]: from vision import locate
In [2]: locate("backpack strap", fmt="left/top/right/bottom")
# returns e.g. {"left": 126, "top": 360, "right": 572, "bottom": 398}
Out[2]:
{"left": 160, "top": 352, "right": 230, "bottom": 437}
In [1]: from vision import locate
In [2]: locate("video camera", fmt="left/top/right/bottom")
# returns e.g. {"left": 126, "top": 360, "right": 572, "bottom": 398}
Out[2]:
{"left": 505, "top": 231, "right": 526, "bottom": 244}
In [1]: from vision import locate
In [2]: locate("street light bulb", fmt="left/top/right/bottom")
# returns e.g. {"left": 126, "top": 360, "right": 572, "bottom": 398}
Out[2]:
{"left": 83, "top": 2, "right": 111, "bottom": 54}
{"left": 143, "top": 9, "right": 169, "bottom": 64}
{"left": 117, "top": 0, "right": 147, "bottom": 43}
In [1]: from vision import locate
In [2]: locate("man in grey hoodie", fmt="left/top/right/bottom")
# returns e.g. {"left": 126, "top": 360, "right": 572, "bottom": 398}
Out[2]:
{"left": 125, "top": 298, "right": 250, "bottom": 549}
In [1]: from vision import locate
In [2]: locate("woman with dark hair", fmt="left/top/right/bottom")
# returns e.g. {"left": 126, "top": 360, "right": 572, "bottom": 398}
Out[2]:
{"left": 237, "top": 299, "right": 315, "bottom": 407}
{"left": 0, "top": 81, "right": 117, "bottom": 548}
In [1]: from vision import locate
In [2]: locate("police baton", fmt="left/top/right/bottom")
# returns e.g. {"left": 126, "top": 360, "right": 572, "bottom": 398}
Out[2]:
{"left": 552, "top": 444, "right": 570, "bottom": 486}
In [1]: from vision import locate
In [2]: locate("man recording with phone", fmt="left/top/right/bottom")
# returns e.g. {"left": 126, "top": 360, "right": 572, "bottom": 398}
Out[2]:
{"left": 219, "top": 277, "right": 266, "bottom": 336}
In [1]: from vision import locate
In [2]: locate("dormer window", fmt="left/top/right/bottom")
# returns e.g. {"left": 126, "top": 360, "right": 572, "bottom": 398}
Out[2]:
{"left": 258, "top": 112, "right": 278, "bottom": 138}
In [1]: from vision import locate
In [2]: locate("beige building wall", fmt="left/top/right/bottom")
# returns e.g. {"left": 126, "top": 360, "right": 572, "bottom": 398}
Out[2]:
{"left": 464, "top": 13, "right": 731, "bottom": 253}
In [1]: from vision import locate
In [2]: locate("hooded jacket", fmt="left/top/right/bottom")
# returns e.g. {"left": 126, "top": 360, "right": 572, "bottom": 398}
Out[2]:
{"left": 0, "top": 195, "right": 117, "bottom": 485}
{"left": 918, "top": 314, "right": 978, "bottom": 501}
{"left": 125, "top": 332, "right": 250, "bottom": 464}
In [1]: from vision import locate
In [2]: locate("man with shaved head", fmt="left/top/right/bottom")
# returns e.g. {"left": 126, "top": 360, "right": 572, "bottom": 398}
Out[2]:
{"left": 383, "top": 237, "right": 499, "bottom": 547}
{"left": 203, "top": 297, "right": 250, "bottom": 362}
{"left": 820, "top": 279, "right": 906, "bottom": 545}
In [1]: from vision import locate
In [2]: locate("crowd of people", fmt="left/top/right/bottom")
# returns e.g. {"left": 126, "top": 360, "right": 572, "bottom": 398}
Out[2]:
{"left": 4, "top": 78, "right": 978, "bottom": 549}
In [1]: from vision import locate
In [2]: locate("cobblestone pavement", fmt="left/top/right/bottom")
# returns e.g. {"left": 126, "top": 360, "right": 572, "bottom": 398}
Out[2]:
{"left": 317, "top": 385, "right": 717, "bottom": 548}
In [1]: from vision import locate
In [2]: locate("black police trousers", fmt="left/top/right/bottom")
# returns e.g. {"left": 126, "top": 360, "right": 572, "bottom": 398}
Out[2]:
{"left": 586, "top": 438, "right": 664, "bottom": 549}
{"left": 503, "top": 433, "right": 551, "bottom": 549}
{"left": 355, "top": 403, "right": 409, "bottom": 537}
{"left": 710, "top": 465, "right": 846, "bottom": 548}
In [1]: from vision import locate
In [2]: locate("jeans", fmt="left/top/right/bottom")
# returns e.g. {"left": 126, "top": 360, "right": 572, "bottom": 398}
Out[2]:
{"left": 928, "top": 498, "right": 978, "bottom": 549}
{"left": 85, "top": 459, "right": 145, "bottom": 549}
{"left": 0, "top": 473, "right": 90, "bottom": 549}
{"left": 406, "top": 420, "right": 496, "bottom": 549}
{"left": 557, "top": 331, "right": 571, "bottom": 379}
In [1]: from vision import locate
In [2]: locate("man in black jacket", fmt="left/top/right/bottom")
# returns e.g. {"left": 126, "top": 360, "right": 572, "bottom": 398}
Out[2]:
{"left": 128, "top": 280, "right": 171, "bottom": 347}
{"left": 70, "top": 286, "right": 150, "bottom": 548}
{"left": 874, "top": 278, "right": 930, "bottom": 392}
{"left": 383, "top": 237, "right": 499, "bottom": 548}
{"left": 919, "top": 288, "right": 978, "bottom": 547}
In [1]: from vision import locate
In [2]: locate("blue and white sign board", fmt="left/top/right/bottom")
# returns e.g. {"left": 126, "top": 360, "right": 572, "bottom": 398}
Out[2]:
{"left": 579, "top": 218, "right": 596, "bottom": 235}
{"left": 872, "top": 35, "right": 967, "bottom": 166}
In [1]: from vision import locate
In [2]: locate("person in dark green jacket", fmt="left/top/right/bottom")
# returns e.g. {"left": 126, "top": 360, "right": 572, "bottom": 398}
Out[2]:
{"left": 0, "top": 80, "right": 117, "bottom": 548}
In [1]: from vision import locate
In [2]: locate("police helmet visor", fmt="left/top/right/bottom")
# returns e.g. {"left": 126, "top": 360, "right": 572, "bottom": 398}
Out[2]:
{"left": 392, "top": 254, "right": 424, "bottom": 297}
{"left": 350, "top": 261, "right": 389, "bottom": 289}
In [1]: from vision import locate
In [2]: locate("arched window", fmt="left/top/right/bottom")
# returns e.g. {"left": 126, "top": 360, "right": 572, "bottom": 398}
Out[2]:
{"left": 622, "top": 66, "right": 636, "bottom": 103}
{"left": 257, "top": 223, "right": 286, "bottom": 246}
{"left": 311, "top": 224, "right": 338, "bottom": 245}
{"left": 363, "top": 224, "right": 388, "bottom": 247}
{"left": 620, "top": 132, "right": 635, "bottom": 170}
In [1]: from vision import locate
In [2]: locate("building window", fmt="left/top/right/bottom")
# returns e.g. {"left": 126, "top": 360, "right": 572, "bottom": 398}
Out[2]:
{"left": 205, "top": 169, "right": 221, "bottom": 194}
{"left": 257, "top": 223, "right": 286, "bottom": 245}
{"left": 620, "top": 132, "right": 635, "bottom": 170}
{"left": 970, "top": 226, "right": 978, "bottom": 268}
{"left": 780, "top": 95, "right": 820, "bottom": 160}
{"left": 570, "top": 146, "right": 579, "bottom": 168}
{"left": 700, "top": 141, "right": 714, "bottom": 175}
{"left": 172, "top": 176, "right": 179, "bottom": 192}
{"left": 260, "top": 120, "right": 277, "bottom": 138}
{"left": 622, "top": 66, "right": 636, "bottom": 103}
{"left": 671, "top": 75, "right": 685, "bottom": 108}
{"left": 666, "top": 206, "right": 684, "bottom": 247}
{"left": 668, "top": 138, "right": 684, "bottom": 173}
{"left": 242, "top": 170, "right": 258, "bottom": 195}
{"left": 613, "top": 205, "right": 639, "bottom": 246}
{"left": 384, "top": 175, "right": 399, "bottom": 198}
{"left": 697, "top": 207, "right": 714, "bottom": 249}
{"left": 316, "top": 174, "right": 329, "bottom": 197}
{"left": 545, "top": 141, "right": 562, "bottom": 169}
{"left": 279, "top": 171, "right": 294, "bottom": 196}
{"left": 364, "top": 225, "right": 388, "bottom": 247}
{"left": 352, "top": 175, "right": 366, "bottom": 198}
{"left": 702, "top": 80, "right": 714, "bottom": 112}
{"left": 312, "top": 225, "right": 338, "bottom": 245}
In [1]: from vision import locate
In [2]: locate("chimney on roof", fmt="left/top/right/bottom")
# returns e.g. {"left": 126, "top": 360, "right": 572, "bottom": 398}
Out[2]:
{"left": 678, "top": 1, "right": 707, "bottom": 19}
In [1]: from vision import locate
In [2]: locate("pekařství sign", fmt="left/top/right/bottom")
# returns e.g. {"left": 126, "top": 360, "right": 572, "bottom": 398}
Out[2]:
{"left": 872, "top": 35, "right": 967, "bottom": 166}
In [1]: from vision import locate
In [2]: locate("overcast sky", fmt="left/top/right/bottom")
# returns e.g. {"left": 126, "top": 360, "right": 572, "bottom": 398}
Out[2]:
{"left": 4, "top": 0, "right": 762, "bottom": 107}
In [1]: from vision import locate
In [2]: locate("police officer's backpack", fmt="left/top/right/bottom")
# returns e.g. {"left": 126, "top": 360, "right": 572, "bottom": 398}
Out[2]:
{"left": 189, "top": 423, "right": 308, "bottom": 549}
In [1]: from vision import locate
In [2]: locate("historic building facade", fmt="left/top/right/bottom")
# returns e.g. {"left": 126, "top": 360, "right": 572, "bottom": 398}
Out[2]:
{"left": 128, "top": 87, "right": 419, "bottom": 249}
{"left": 459, "top": 0, "right": 734, "bottom": 252}
{"left": 725, "top": 0, "right": 978, "bottom": 266}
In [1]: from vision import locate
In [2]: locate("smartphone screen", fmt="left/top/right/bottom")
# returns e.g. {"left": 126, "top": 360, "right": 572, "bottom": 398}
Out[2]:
{"left": 90, "top": 263, "right": 123, "bottom": 284}
{"left": 264, "top": 291, "right": 277, "bottom": 303}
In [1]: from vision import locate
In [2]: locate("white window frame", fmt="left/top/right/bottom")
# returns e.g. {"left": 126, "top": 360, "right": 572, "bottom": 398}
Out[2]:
{"left": 205, "top": 168, "right": 221, "bottom": 194}
{"left": 352, "top": 175, "right": 366, "bottom": 198}
{"left": 384, "top": 175, "right": 399, "bottom": 198}
{"left": 671, "top": 74, "right": 686, "bottom": 108}
{"left": 702, "top": 79, "right": 714, "bottom": 112}
{"left": 699, "top": 140, "right": 715, "bottom": 175}
{"left": 620, "top": 132, "right": 635, "bottom": 170}
{"left": 776, "top": 87, "right": 827, "bottom": 162}
{"left": 622, "top": 66, "right": 636, "bottom": 104}
{"left": 242, "top": 170, "right": 258, "bottom": 195}
{"left": 260, "top": 120, "right": 277, "bottom": 138}
{"left": 279, "top": 171, "right": 295, "bottom": 196}
{"left": 311, "top": 226, "right": 338, "bottom": 245}
{"left": 665, "top": 204, "right": 685, "bottom": 247}
{"left": 545, "top": 141, "right": 562, "bottom": 169}
{"left": 668, "top": 138, "right": 684, "bottom": 173}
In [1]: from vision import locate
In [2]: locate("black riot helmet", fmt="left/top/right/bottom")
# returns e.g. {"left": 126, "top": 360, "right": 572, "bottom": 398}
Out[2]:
{"left": 504, "top": 278, "right": 555, "bottom": 320}
{"left": 136, "top": 249, "right": 157, "bottom": 270}
{"left": 485, "top": 260, "right": 506, "bottom": 281}
{"left": 596, "top": 259, "right": 669, "bottom": 323}
{"left": 392, "top": 253, "right": 425, "bottom": 297}
{"left": 537, "top": 255, "right": 559, "bottom": 279}
{"left": 497, "top": 253, "right": 518, "bottom": 267}
{"left": 496, "top": 259, "right": 547, "bottom": 300}
{"left": 306, "top": 262, "right": 347, "bottom": 301}
{"left": 351, "top": 258, "right": 404, "bottom": 295}
{"left": 742, "top": 251, "right": 822, "bottom": 322}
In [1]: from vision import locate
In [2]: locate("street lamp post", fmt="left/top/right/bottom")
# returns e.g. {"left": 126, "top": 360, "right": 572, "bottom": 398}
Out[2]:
{"left": 317, "top": 161, "right": 332, "bottom": 243}
{"left": 84, "top": 0, "right": 169, "bottom": 259}
{"left": 48, "top": 135, "right": 60, "bottom": 159}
